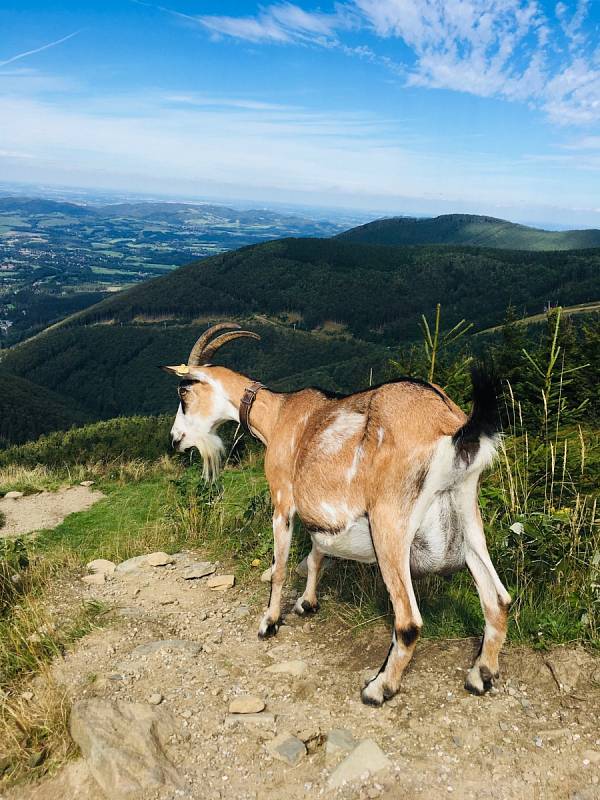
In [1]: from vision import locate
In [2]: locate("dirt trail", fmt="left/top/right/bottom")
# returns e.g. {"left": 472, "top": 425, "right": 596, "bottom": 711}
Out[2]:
{"left": 0, "top": 486, "right": 104, "bottom": 537}
{"left": 7, "top": 549, "right": 599, "bottom": 800}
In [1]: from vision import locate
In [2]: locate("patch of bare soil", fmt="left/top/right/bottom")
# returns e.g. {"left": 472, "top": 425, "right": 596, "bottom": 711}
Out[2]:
{"left": 0, "top": 487, "right": 104, "bottom": 538}
{"left": 5, "top": 552, "right": 600, "bottom": 800}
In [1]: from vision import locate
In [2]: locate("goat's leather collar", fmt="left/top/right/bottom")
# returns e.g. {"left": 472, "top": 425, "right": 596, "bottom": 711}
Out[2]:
{"left": 239, "top": 381, "right": 266, "bottom": 437}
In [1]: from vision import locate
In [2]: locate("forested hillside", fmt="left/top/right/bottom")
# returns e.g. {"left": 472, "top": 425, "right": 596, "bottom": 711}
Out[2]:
{"left": 0, "top": 371, "right": 90, "bottom": 445}
{"left": 1, "top": 237, "right": 599, "bottom": 431}
{"left": 49, "top": 238, "right": 600, "bottom": 341}
{"left": 338, "top": 214, "right": 600, "bottom": 250}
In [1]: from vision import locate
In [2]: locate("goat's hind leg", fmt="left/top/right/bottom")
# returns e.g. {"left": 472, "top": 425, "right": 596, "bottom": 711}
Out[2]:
{"left": 461, "top": 486, "right": 511, "bottom": 694}
{"left": 258, "top": 506, "right": 294, "bottom": 639}
{"left": 293, "top": 540, "right": 324, "bottom": 615}
{"left": 361, "top": 504, "right": 422, "bottom": 706}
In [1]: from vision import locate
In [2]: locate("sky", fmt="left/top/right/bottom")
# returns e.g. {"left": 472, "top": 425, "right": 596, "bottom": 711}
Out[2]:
{"left": 0, "top": 1, "right": 599, "bottom": 226}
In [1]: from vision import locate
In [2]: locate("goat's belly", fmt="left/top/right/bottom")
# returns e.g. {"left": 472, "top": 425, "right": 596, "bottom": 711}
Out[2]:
{"left": 410, "top": 493, "right": 466, "bottom": 577}
{"left": 312, "top": 517, "right": 376, "bottom": 563}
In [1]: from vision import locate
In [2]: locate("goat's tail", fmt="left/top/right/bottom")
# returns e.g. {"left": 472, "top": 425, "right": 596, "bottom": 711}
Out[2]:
{"left": 452, "top": 367, "right": 502, "bottom": 468}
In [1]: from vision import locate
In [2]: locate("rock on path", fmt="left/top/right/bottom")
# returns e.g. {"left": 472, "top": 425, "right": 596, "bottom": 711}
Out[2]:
{"left": 69, "top": 698, "right": 181, "bottom": 797}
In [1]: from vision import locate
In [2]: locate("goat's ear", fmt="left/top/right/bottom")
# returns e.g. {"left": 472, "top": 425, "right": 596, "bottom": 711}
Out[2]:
{"left": 159, "top": 364, "right": 190, "bottom": 377}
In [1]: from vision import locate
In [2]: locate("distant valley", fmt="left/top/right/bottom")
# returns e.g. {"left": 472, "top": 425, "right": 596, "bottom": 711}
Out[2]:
{"left": 0, "top": 195, "right": 348, "bottom": 344}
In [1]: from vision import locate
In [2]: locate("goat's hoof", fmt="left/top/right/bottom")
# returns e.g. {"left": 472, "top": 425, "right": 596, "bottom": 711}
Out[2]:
{"left": 258, "top": 618, "right": 281, "bottom": 639}
{"left": 360, "top": 675, "right": 393, "bottom": 707}
{"left": 293, "top": 598, "right": 319, "bottom": 616}
{"left": 464, "top": 664, "right": 498, "bottom": 695}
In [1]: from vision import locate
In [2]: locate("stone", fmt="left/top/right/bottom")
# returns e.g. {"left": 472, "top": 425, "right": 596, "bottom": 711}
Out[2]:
{"left": 326, "top": 728, "right": 357, "bottom": 763}
{"left": 260, "top": 566, "right": 273, "bottom": 583}
{"left": 4, "top": 491, "right": 23, "bottom": 499}
{"left": 207, "top": 574, "right": 235, "bottom": 590}
{"left": 328, "top": 739, "right": 392, "bottom": 789}
{"left": 267, "top": 732, "right": 307, "bottom": 766}
{"left": 509, "top": 521, "right": 525, "bottom": 534}
{"left": 233, "top": 605, "right": 250, "bottom": 619}
{"left": 146, "top": 552, "right": 174, "bottom": 567}
{"left": 87, "top": 559, "right": 116, "bottom": 576}
{"left": 265, "top": 660, "right": 308, "bottom": 677}
{"left": 224, "top": 713, "right": 276, "bottom": 732}
{"left": 115, "top": 555, "right": 149, "bottom": 574}
{"left": 132, "top": 639, "right": 202, "bottom": 657}
{"left": 228, "top": 696, "right": 265, "bottom": 714}
{"left": 148, "top": 693, "right": 163, "bottom": 706}
{"left": 82, "top": 573, "right": 106, "bottom": 586}
{"left": 70, "top": 698, "right": 181, "bottom": 797}
{"left": 582, "top": 750, "right": 600, "bottom": 765}
{"left": 80, "top": 480, "right": 95, "bottom": 487}
{"left": 183, "top": 562, "right": 216, "bottom": 580}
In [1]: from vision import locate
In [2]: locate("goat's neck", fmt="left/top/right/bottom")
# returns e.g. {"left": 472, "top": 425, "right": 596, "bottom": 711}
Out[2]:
{"left": 211, "top": 366, "right": 282, "bottom": 445}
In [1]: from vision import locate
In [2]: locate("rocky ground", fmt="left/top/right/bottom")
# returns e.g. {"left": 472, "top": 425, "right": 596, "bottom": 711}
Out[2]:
{"left": 4, "top": 549, "right": 600, "bottom": 800}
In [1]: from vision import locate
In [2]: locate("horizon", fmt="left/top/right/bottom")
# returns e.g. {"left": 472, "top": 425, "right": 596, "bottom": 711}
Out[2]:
{"left": 0, "top": 178, "right": 596, "bottom": 233}
{"left": 1, "top": 1, "right": 599, "bottom": 227}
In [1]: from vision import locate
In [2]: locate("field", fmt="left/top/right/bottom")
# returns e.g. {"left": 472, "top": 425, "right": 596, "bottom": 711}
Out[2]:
{"left": 0, "top": 195, "right": 351, "bottom": 345}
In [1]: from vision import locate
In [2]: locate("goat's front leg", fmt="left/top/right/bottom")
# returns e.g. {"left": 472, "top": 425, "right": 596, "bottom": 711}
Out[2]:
{"left": 258, "top": 506, "right": 294, "bottom": 639}
{"left": 361, "top": 504, "right": 422, "bottom": 706}
{"left": 293, "top": 540, "right": 324, "bottom": 615}
{"left": 462, "top": 496, "right": 511, "bottom": 694}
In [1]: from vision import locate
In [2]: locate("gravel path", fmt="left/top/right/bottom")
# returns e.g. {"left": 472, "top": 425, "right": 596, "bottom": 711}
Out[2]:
{"left": 8, "top": 550, "right": 600, "bottom": 800}
{"left": 0, "top": 486, "right": 104, "bottom": 537}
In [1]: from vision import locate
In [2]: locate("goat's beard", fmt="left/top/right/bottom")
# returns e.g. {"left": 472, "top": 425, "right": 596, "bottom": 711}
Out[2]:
{"left": 196, "top": 430, "right": 224, "bottom": 482}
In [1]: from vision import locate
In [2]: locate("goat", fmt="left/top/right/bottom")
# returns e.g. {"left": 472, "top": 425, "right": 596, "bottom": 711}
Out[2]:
{"left": 162, "top": 322, "right": 511, "bottom": 705}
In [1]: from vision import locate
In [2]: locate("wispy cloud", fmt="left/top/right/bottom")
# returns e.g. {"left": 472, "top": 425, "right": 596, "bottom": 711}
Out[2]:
{"left": 0, "top": 30, "right": 81, "bottom": 69}
{"left": 198, "top": 2, "right": 343, "bottom": 45}
{"left": 189, "top": 1, "right": 600, "bottom": 127}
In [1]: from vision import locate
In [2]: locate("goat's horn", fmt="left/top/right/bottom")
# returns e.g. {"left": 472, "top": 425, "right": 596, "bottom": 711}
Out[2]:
{"left": 188, "top": 322, "right": 241, "bottom": 365}
{"left": 201, "top": 330, "right": 261, "bottom": 362}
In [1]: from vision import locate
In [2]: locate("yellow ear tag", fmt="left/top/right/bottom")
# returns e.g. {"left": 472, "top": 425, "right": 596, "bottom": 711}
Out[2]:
{"left": 176, "top": 363, "right": 189, "bottom": 376}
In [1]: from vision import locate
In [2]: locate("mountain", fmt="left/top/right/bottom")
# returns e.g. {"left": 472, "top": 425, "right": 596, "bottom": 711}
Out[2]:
{"left": 337, "top": 214, "right": 600, "bottom": 251}
{"left": 1, "top": 237, "right": 598, "bottom": 429}
{"left": 0, "top": 371, "right": 91, "bottom": 445}
{"left": 0, "top": 197, "right": 96, "bottom": 217}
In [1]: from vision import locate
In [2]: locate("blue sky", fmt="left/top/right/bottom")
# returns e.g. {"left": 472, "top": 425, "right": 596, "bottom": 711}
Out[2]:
{"left": 0, "top": 1, "right": 599, "bottom": 225}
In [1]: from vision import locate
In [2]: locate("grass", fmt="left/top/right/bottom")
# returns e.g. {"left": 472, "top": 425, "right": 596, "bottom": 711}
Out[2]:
{"left": 0, "top": 541, "right": 110, "bottom": 785}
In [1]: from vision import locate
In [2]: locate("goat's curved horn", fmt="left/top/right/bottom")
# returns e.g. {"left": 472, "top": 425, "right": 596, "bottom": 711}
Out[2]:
{"left": 188, "top": 322, "right": 241, "bottom": 365}
{"left": 201, "top": 330, "right": 261, "bottom": 362}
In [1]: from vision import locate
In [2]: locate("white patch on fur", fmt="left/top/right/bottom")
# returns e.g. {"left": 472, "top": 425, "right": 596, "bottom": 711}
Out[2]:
{"left": 319, "top": 411, "right": 364, "bottom": 455}
{"left": 465, "top": 664, "right": 485, "bottom": 693}
{"left": 170, "top": 371, "right": 239, "bottom": 481}
{"left": 415, "top": 433, "right": 500, "bottom": 503}
{"left": 276, "top": 490, "right": 282, "bottom": 504}
{"left": 345, "top": 445, "right": 363, "bottom": 482}
{"left": 377, "top": 427, "right": 385, "bottom": 447}
{"left": 313, "top": 516, "right": 376, "bottom": 563}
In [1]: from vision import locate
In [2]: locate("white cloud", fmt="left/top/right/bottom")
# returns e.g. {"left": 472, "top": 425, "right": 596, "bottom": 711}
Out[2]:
{"left": 192, "top": 0, "right": 600, "bottom": 127}
{"left": 198, "top": 2, "right": 341, "bottom": 45}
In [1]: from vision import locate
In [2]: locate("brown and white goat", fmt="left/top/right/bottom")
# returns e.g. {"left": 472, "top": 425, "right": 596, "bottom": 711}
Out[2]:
{"left": 162, "top": 323, "right": 511, "bottom": 705}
